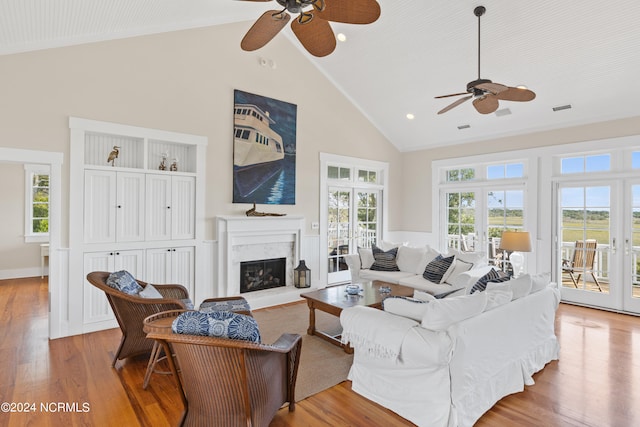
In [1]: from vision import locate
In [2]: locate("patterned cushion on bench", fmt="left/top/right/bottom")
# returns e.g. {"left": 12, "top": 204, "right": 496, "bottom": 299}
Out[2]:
{"left": 106, "top": 270, "right": 143, "bottom": 295}
{"left": 199, "top": 298, "right": 251, "bottom": 313}
{"left": 172, "top": 310, "right": 260, "bottom": 343}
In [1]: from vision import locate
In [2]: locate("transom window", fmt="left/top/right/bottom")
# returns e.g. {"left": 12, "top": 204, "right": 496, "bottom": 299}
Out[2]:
{"left": 328, "top": 166, "right": 351, "bottom": 180}
{"left": 561, "top": 154, "right": 611, "bottom": 174}
{"left": 446, "top": 167, "right": 475, "bottom": 182}
{"left": 633, "top": 152, "right": 640, "bottom": 169}
{"left": 358, "top": 168, "right": 378, "bottom": 183}
{"left": 487, "top": 162, "right": 524, "bottom": 179}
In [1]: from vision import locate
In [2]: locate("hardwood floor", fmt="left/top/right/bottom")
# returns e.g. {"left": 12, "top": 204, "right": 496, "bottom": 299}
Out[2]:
{"left": 1, "top": 277, "right": 639, "bottom": 426}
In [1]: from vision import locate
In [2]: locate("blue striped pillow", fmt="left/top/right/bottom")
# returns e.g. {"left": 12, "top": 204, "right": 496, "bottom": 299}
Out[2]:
{"left": 470, "top": 268, "right": 509, "bottom": 293}
{"left": 369, "top": 245, "right": 400, "bottom": 271}
{"left": 423, "top": 255, "right": 455, "bottom": 283}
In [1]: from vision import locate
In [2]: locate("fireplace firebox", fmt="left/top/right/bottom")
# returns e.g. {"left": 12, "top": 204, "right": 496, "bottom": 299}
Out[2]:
{"left": 240, "top": 257, "right": 286, "bottom": 293}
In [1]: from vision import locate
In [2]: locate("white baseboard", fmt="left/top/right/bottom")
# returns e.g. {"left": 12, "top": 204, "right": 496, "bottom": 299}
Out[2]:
{"left": 0, "top": 267, "right": 46, "bottom": 280}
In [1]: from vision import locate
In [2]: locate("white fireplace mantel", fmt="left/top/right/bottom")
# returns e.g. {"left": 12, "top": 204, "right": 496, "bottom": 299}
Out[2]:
{"left": 216, "top": 215, "right": 305, "bottom": 301}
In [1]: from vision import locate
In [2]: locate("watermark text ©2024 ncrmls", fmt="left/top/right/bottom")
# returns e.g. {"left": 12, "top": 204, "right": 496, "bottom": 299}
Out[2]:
{"left": 1, "top": 401, "right": 91, "bottom": 413}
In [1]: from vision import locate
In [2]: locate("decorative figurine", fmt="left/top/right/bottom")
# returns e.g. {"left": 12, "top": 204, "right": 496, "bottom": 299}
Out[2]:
{"left": 107, "top": 146, "right": 120, "bottom": 166}
{"left": 159, "top": 152, "right": 168, "bottom": 170}
{"left": 245, "top": 202, "right": 286, "bottom": 217}
{"left": 170, "top": 158, "right": 178, "bottom": 171}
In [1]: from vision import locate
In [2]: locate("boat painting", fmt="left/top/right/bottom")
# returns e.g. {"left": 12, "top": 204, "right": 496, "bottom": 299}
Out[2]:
{"left": 233, "top": 90, "right": 297, "bottom": 205}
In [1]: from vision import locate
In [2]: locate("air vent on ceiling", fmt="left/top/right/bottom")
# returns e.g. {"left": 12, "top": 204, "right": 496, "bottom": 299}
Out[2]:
{"left": 457, "top": 124, "right": 471, "bottom": 130}
{"left": 552, "top": 104, "right": 572, "bottom": 112}
{"left": 495, "top": 108, "right": 512, "bottom": 117}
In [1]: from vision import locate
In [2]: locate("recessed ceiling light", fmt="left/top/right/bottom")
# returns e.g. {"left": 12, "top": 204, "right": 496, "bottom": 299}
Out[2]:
{"left": 495, "top": 108, "right": 512, "bottom": 117}
{"left": 406, "top": 113, "right": 415, "bottom": 120}
{"left": 337, "top": 33, "right": 347, "bottom": 42}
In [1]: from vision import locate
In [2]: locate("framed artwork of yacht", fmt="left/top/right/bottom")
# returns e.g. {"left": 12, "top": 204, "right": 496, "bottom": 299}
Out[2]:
{"left": 233, "top": 89, "right": 297, "bottom": 205}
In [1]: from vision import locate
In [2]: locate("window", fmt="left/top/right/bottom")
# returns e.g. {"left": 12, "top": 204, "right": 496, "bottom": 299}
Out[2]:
{"left": 487, "top": 190, "right": 525, "bottom": 238}
{"left": 446, "top": 167, "right": 475, "bottom": 182}
{"left": 561, "top": 154, "right": 611, "bottom": 174}
{"left": 632, "top": 152, "right": 640, "bottom": 169}
{"left": 357, "top": 168, "right": 378, "bottom": 183}
{"left": 446, "top": 191, "right": 476, "bottom": 251}
{"left": 328, "top": 166, "right": 351, "bottom": 180}
{"left": 24, "top": 164, "right": 50, "bottom": 242}
{"left": 487, "top": 162, "right": 524, "bottom": 179}
{"left": 438, "top": 159, "right": 528, "bottom": 264}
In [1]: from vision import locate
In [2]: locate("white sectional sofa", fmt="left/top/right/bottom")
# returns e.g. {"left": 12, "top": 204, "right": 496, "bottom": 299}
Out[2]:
{"left": 340, "top": 276, "right": 560, "bottom": 427}
{"left": 343, "top": 244, "right": 492, "bottom": 296}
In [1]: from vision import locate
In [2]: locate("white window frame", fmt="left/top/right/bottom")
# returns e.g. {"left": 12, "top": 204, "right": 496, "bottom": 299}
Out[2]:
{"left": 24, "top": 164, "right": 50, "bottom": 243}
{"left": 320, "top": 153, "right": 389, "bottom": 285}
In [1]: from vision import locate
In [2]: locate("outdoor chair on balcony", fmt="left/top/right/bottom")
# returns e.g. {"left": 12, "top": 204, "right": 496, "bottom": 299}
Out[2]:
{"left": 562, "top": 239, "right": 603, "bottom": 292}
{"left": 146, "top": 311, "right": 302, "bottom": 427}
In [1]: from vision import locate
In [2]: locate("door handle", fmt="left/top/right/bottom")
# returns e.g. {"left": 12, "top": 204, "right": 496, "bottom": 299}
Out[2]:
{"left": 625, "top": 238, "right": 630, "bottom": 256}
{"left": 612, "top": 238, "right": 616, "bottom": 255}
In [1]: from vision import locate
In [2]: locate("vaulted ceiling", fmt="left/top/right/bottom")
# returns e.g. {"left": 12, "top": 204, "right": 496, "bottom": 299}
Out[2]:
{"left": 2, "top": 0, "right": 639, "bottom": 152}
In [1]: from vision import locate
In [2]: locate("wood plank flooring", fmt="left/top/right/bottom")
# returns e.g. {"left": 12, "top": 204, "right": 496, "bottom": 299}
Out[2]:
{"left": 1, "top": 277, "right": 639, "bottom": 426}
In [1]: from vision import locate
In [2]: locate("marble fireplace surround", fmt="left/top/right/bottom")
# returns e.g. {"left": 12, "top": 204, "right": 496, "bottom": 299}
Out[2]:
{"left": 216, "top": 215, "right": 305, "bottom": 304}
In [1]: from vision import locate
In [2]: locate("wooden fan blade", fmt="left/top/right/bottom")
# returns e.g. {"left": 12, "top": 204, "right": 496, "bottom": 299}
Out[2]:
{"left": 241, "top": 10, "right": 290, "bottom": 51}
{"left": 475, "top": 82, "right": 508, "bottom": 95}
{"left": 438, "top": 95, "right": 472, "bottom": 115}
{"left": 496, "top": 87, "right": 536, "bottom": 102}
{"left": 315, "top": 0, "right": 381, "bottom": 24}
{"left": 473, "top": 95, "right": 499, "bottom": 114}
{"left": 291, "top": 17, "right": 336, "bottom": 57}
{"left": 435, "top": 91, "right": 469, "bottom": 99}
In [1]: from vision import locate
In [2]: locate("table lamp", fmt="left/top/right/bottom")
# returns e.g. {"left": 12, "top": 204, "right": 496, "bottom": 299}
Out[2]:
{"left": 499, "top": 231, "right": 531, "bottom": 277}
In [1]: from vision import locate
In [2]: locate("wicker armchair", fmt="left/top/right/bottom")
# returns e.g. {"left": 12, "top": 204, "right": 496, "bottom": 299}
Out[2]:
{"left": 86, "top": 271, "right": 191, "bottom": 368}
{"left": 147, "top": 322, "right": 302, "bottom": 427}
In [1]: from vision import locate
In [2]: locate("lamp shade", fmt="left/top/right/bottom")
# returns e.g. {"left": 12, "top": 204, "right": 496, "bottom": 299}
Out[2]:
{"left": 499, "top": 231, "right": 532, "bottom": 252}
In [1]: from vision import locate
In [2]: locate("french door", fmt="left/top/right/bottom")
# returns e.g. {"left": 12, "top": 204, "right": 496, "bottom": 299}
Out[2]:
{"left": 624, "top": 180, "right": 640, "bottom": 312}
{"left": 327, "top": 186, "right": 380, "bottom": 284}
{"left": 443, "top": 185, "right": 526, "bottom": 270}
{"left": 556, "top": 180, "right": 639, "bottom": 313}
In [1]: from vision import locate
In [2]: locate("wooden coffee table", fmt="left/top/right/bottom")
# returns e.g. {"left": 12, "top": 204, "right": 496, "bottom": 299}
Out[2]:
{"left": 300, "top": 281, "right": 414, "bottom": 353}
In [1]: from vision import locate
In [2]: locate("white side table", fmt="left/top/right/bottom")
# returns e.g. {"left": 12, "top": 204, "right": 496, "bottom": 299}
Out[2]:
{"left": 40, "top": 243, "right": 49, "bottom": 278}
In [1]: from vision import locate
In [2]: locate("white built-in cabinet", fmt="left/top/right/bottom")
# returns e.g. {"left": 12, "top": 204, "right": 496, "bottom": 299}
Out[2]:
{"left": 83, "top": 249, "right": 144, "bottom": 324}
{"left": 69, "top": 117, "right": 207, "bottom": 335}
{"left": 84, "top": 170, "right": 146, "bottom": 243}
{"left": 145, "top": 174, "right": 195, "bottom": 241}
{"left": 145, "top": 247, "right": 195, "bottom": 289}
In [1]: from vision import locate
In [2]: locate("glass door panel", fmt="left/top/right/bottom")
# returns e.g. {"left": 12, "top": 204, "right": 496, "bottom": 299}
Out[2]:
{"left": 445, "top": 191, "right": 476, "bottom": 252}
{"left": 624, "top": 182, "right": 640, "bottom": 312}
{"left": 559, "top": 185, "right": 611, "bottom": 293}
{"left": 356, "top": 190, "right": 378, "bottom": 249}
{"left": 487, "top": 189, "right": 524, "bottom": 271}
{"left": 327, "top": 187, "right": 351, "bottom": 284}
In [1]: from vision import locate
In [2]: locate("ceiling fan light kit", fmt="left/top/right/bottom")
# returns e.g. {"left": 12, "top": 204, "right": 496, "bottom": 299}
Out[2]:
{"left": 435, "top": 5, "right": 536, "bottom": 115}
{"left": 240, "top": 0, "right": 381, "bottom": 57}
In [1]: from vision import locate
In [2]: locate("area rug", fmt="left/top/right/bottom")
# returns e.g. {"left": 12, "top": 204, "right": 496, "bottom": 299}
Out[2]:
{"left": 252, "top": 301, "right": 353, "bottom": 401}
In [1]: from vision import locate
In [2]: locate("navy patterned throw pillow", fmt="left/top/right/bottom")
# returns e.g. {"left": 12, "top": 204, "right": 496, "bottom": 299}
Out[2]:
{"left": 422, "top": 255, "right": 455, "bottom": 283}
{"left": 172, "top": 310, "right": 261, "bottom": 343}
{"left": 172, "top": 311, "right": 210, "bottom": 335}
{"left": 106, "top": 270, "right": 143, "bottom": 295}
{"left": 199, "top": 298, "right": 251, "bottom": 313}
{"left": 470, "top": 268, "right": 509, "bottom": 294}
{"left": 370, "top": 245, "right": 400, "bottom": 272}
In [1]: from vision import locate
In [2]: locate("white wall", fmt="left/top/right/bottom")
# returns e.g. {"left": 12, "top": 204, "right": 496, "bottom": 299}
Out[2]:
{"left": 0, "top": 22, "right": 403, "bottom": 275}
